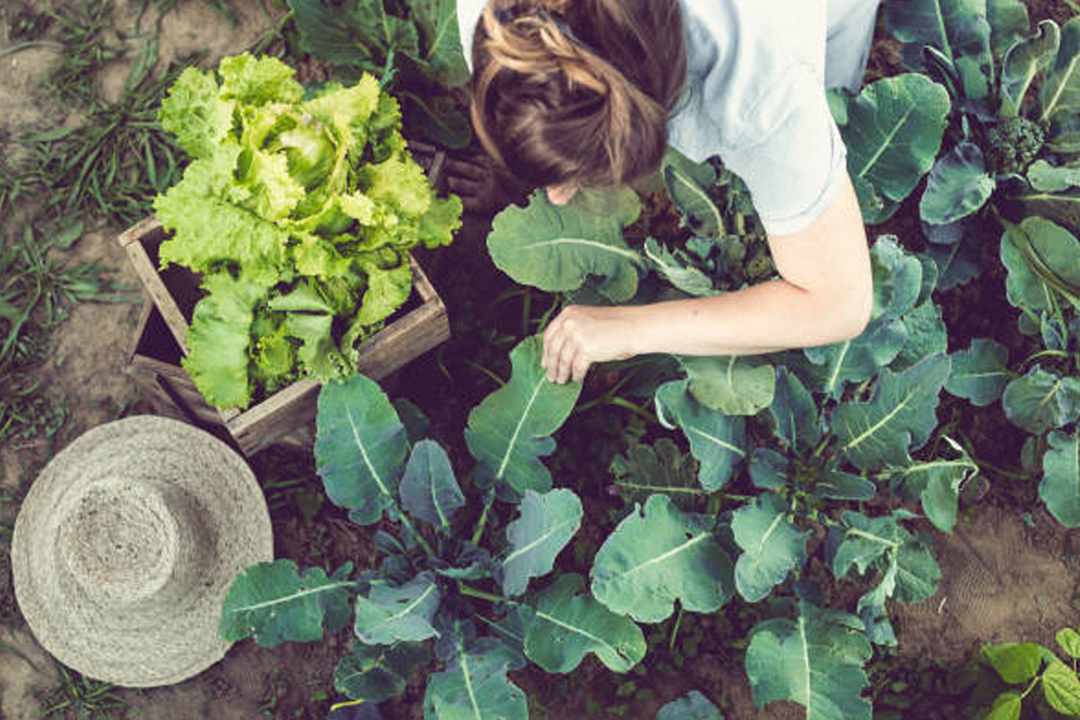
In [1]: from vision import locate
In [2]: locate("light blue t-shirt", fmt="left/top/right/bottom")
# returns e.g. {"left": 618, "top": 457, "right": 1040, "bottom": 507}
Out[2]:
{"left": 458, "top": 0, "right": 878, "bottom": 236}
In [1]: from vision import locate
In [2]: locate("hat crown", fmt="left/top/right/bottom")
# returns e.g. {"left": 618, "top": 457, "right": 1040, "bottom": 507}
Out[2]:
{"left": 58, "top": 477, "right": 211, "bottom": 607}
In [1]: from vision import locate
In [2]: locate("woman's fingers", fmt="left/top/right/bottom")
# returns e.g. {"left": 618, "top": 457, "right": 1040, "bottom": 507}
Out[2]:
{"left": 444, "top": 157, "right": 489, "bottom": 181}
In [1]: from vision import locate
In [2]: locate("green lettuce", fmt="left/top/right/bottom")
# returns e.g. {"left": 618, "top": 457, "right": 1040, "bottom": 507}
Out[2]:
{"left": 154, "top": 53, "right": 461, "bottom": 409}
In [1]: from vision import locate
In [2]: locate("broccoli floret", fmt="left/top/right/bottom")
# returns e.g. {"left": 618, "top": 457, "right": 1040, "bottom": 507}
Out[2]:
{"left": 986, "top": 116, "right": 1045, "bottom": 174}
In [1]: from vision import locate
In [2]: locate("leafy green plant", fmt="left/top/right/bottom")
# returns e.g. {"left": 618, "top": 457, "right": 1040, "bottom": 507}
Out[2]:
{"left": 946, "top": 215, "right": 1080, "bottom": 527}
{"left": 950, "top": 626, "right": 1080, "bottom": 719}
{"left": 220, "top": 337, "right": 659, "bottom": 716}
{"left": 875, "top": 0, "right": 1080, "bottom": 288}
{"left": 481, "top": 148, "right": 989, "bottom": 717}
{"left": 285, "top": 0, "right": 472, "bottom": 148}
{"left": 153, "top": 53, "right": 461, "bottom": 409}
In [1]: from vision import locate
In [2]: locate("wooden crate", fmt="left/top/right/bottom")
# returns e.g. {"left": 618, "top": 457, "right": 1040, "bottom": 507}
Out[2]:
{"left": 119, "top": 217, "right": 449, "bottom": 456}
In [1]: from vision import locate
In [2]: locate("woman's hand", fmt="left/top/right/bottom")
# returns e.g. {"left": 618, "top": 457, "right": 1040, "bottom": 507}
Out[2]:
{"left": 541, "top": 305, "right": 638, "bottom": 383}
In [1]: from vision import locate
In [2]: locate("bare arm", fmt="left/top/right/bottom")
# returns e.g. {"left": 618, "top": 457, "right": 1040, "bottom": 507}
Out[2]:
{"left": 541, "top": 172, "right": 873, "bottom": 382}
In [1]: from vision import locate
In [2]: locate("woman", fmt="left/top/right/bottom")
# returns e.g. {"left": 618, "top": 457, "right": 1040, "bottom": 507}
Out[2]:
{"left": 454, "top": 0, "right": 879, "bottom": 384}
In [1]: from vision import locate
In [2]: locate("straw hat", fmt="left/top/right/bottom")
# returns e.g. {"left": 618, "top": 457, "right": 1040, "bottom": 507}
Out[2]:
{"left": 11, "top": 415, "right": 274, "bottom": 687}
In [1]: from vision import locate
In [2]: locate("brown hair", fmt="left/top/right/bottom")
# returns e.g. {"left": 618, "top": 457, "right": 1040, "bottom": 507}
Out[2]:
{"left": 469, "top": 0, "right": 687, "bottom": 190}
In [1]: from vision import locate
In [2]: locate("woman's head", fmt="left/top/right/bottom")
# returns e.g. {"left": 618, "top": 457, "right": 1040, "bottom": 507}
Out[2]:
{"left": 469, "top": 0, "right": 686, "bottom": 196}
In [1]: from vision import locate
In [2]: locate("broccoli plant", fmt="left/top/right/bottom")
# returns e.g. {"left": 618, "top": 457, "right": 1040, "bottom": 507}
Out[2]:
{"left": 483, "top": 152, "right": 984, "bottom": 718}
{"left": 945, "top": 215, "right": 1080, "bottom": 528}
{"left": 877, "top": 0, "right": 1080, "bottom": 287}
{"left": 219, "top": 337, "right": 662, "bottom": 717}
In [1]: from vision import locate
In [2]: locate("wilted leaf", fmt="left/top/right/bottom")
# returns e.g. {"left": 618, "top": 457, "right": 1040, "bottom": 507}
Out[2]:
{"left": 663, "top": 149, "right": 722, "bottom": 238}
{"left": 610, "top": 438, "right": 707, "bottom": 511}
{"left": 882, "top": 438, "right": 979, "bottom": 533}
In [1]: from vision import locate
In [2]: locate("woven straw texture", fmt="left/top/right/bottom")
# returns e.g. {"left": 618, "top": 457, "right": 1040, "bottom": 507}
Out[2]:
{"left": 11, "top": 416, "right": 273, "bottom": 687}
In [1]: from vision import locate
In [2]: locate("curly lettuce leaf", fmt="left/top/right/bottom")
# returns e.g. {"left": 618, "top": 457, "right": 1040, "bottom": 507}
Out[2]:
{"left": 218, "top": 53, "right": 304, "bottom": 106}
{"left": 362, "top": 154, "right": 433, "bottom": 218}
{"left": 355, "top": 259, "right": 413, "bottom": 326}
{"left": 419, "top": 195, "right": 463, "bottom": 249}
{"left": 183, "top": 273, "right": 268, "bottom": 409}
{"left": 157, "top": 67, "right": 235, "bottom": 160}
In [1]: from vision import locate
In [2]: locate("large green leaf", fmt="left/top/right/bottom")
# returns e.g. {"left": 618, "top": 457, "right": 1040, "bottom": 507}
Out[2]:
{"left": 662, "top": 148, "right": 722, "bottom": 238}
{"left": 399, "top": 440, "right": 464, "bottom": 534}
{"left": 655, "top": 380, "right": 746, "bottom": 491}
{"left": 502, "top": 489, "right": 583, "bottom": 597}
{"left": 1002, "top": 366, "right": 1080, "bottom": 434}
{"left": 1001, "top": 20, "right": 1060, "bottom": 116}
{"left": 1040, "top": 430, "right": 1080, "bottom": 528}
{"left": 335, "top": 642, "right": 431, "bottom": 702}
{"left": 678, "top": 354, "right": 776, "bottom": 416}
{"left": 1040, "top": 17, "right": 1080, "bottom": 123}
{"left": 424, "top": 636, "right": 527, "bottom": 720}
{"left": 591, "top": 494, "right": 734, "bottom": 623}
{"left": 354, "top": 571, "right": 441, "bottom": 645}
{"left": 919, "top": 143, "right": 995, "bottom": 225}
{"left": 832, "top": 511, "right": 940, "bottom": 645}
{"left": 945, "top": 338, "right": 1011, "bottom": 406}
{"left": 843, "top": 74, "right": 950, "bottom": 220}
{"left": 745, "top": 600, "right": 872, "bottom": 720}
{"left": 464, "top": 336, "right": 582, "bottom": 495}
{"left": 732, "top": 493, "right": 808, "bottom": 603}
{"left": 316, "top": 374, "right": 408, "bottom": 523}
{"left": 833, "top": 354, "right": 952, "bottom": 471}
{"left": 987, "top": 0, "right": 1031, "bottom": 58}
{"left": 487, "top": 190, "right": 642, "bottom": 303}
{"left": 656, "top": 691, "right": 724, "bottom": 720}
{"left": 523, "top": 574, "right": 646, "bottom": 673}
{"left": 220, "top": 560, "right": 355, "bottom": 646}
{"left": 768, "top": 367, "right": 821, "bottom": 451}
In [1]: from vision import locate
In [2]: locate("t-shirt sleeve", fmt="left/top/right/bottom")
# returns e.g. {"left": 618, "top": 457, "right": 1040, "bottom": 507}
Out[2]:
{"left": 718, "top": 75, "right": 848, "bottom": 237}
{"left": 458, "top": 0, "right": 486, "bottom": 71}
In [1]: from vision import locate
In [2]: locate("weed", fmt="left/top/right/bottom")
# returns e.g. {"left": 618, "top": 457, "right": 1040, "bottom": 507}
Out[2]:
{"left": 44, "top": 1, "right": 123, "bottom": 108}
{"left": 40, "top": 666, "right": 128, "bottom": 718}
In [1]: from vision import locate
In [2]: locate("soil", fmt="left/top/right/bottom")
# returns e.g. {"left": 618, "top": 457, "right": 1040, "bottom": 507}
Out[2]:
{"left": 2, "top": 2, "right": 1080, "bottom": 720}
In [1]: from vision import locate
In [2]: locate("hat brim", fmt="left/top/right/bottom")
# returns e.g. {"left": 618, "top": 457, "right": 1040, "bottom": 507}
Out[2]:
{"left": 12, "top": 416, "right": 274, "bottom": 687}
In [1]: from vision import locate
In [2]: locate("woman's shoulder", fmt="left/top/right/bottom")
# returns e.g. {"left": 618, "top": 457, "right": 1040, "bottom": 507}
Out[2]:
{"left": 672, "top": 0, "right": 828, "bottom": 151}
